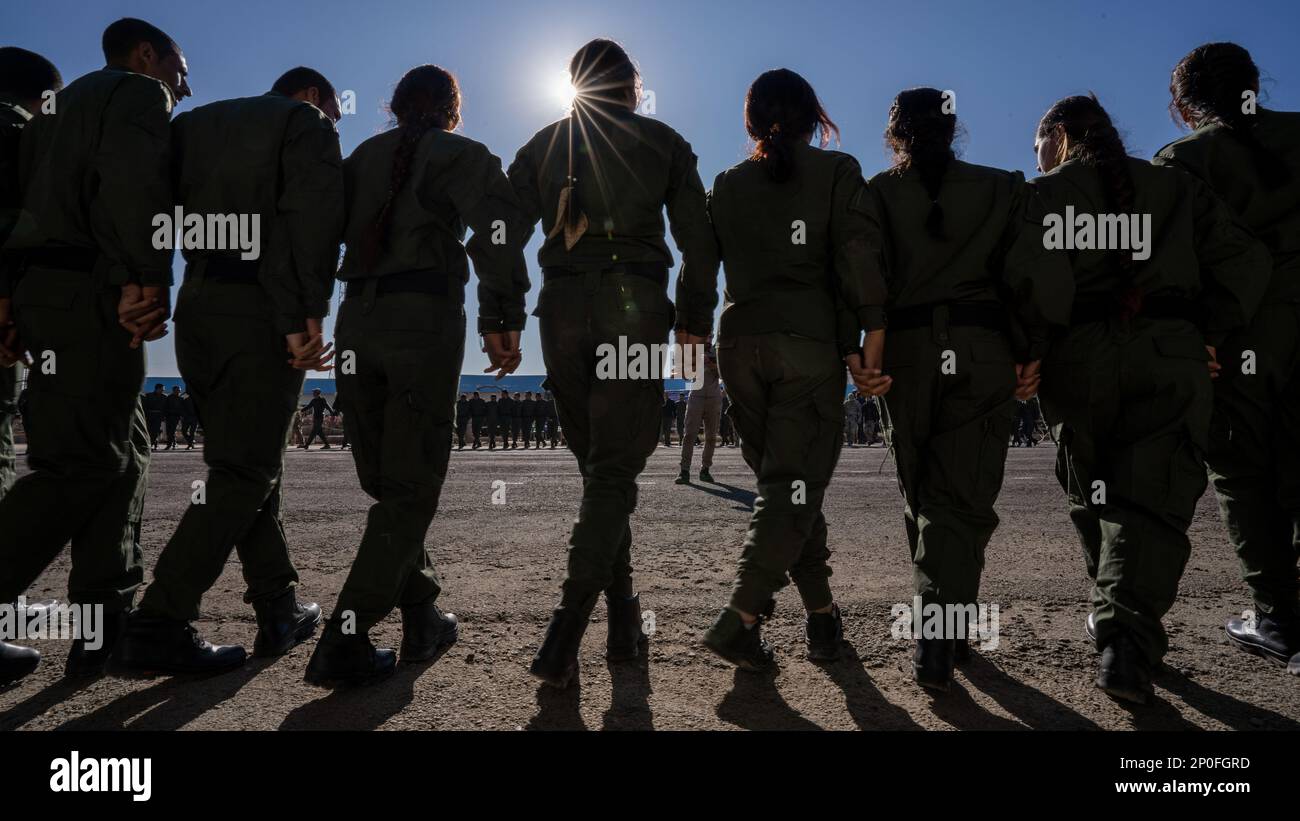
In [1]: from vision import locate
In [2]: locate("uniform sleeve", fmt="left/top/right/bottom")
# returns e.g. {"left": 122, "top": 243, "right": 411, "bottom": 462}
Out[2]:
{"left": 1188, "top": 174, "right": 1271, "bottom": 344}
{"left": 998, "top": 175, "right": 1074, "bottom": 362}
{"left": 505, "top": 139, "right": 544, "bottom": 251}
{"left": 445, "top": 140, "right": 531, "bottom": 334}
{"left": 270, "top": 106, "right": 344, "bottom": 335}
{"left": 831, "top": 158, "right": 888, "bottom": 336}
{"left": 665, "top": 133, "right": 720, "bottom": 337}
{"left": 94, "top": 76, "right": 174, "bottom": 286}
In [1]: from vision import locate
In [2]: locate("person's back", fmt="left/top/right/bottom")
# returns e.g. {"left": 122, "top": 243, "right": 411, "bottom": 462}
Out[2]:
{"left": 1151, "top": 43, "right": 1300, "bottom": 671}
{"left": 509, "top": 39, "right": 719, "bottom": 689}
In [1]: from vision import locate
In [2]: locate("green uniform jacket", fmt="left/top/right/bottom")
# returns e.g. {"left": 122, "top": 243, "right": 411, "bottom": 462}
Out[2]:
{"left": 1031, "top": 157, "right": 1270, "bottom": 344}
{"left": 172, "top": 92, "right": 344, "bottom": 335}
{"left": 708, "top": 142, "right": 887, "bottom": 353}
{"left": 863, "top": 159, "right": 1073, "bottom": 360}
{"left": 2, "top": 69, "right": 174, "bottom": 288}
{"left": 1154, "top": 108, "right": 1300, "bottom": 302}
{"left": 0, "top": 98, "right": 31, "bottom": 297}
{"left": 507, "top": 104, "right": 719, "bottom": 336}
{"left": 338, "top": 128, "right": 529, "bottom": 334}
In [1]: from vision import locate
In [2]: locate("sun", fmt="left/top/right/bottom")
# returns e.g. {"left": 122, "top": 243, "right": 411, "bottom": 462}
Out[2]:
{"left": 550, "top": 69, "right": 577, "bottom": 110}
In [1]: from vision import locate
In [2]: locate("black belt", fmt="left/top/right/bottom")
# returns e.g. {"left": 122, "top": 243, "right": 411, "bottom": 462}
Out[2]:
{"left": 542, "top": 262, "right": 667, "bottom": 286}
{"left": 1070, "top": 294, "right": 1205, "bottom": 327}
{"left": 19, "top": 246, "right": 99, "bottom": 273}
{"left": 197, "top": 256, "right": 260, "bottom": 283}
{"left": 886, "top": 302, "right": 1009, "bottom": 333}
{"left": 344, "top": 268, "right": 451, "bottom": 299}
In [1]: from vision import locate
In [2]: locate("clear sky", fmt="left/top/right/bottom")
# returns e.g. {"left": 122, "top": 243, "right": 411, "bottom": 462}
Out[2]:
{"left": 5, "top": 0, "right": 1299, "bottom": 377}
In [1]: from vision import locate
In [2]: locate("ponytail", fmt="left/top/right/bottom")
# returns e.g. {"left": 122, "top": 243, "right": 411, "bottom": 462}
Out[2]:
{"left": 885, "top": 88, "right": 957, "bottom": 240}
{"left": 745, "top": 68, "right": 838, "bottom": 183}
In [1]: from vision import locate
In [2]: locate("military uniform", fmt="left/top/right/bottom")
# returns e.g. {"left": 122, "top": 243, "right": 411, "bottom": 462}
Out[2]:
{"left": 707, "top": 142, "right": 883, "bottom": 626}
{"left": 842, "top": 393, "right": 862, "bottom": 446}
{"left": 180, "top": 392, "right": 198, "bottom": 448}
{"left": 163, "top": 390, "right": 184, "bottom": 449}
{"left": 679, "top": 349, "right": 721, "bottom": 474}
{"left": 455, "top": 396, "right": 470, "bottom": 448}
{"left": 1034, "top": 157, "right": 1268, "bottom": 669}
{"left": 1154, "top": 109, "right": 1300, "bottom": 633}
{"left": 519, "top": 393, "right": 535, "bottom": 448}
{"left": 509, "top": 102, "right": 718, "bottom": 622}
{"left": 131, "top": 91, "right": 343, "bottom": 627}
{"left": 0, "top": 95, "right": 29, "bottom": 499}
{"left": 142, "top": 388, "right": 167, "bottom": 447}
{"left": 325, "top": 124, "right": 528, "bottom": 641}
{"left": 497, "top": 392, "right": 515, "bottom": 447}
{"left": 864, "top": 160, "right": 1072, "bottom": 618}
{"left": 0, "top": 69, "right": 173, "bottom": 626}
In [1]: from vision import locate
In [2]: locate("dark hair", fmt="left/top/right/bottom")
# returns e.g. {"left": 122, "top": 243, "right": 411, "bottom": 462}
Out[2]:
{"left": 0, "top": 47, "right": 63, "bottom": 103}
{"left": 363, "top": 65, "right": 461, "bottom": 269}
{"left": 272, "top": 66, "right": 335, "bottom": 101}
{"left": 1038, "top": 94, "right": 1141, "bottom": 315}
{"left": 569, "top": 38, "right": 640, "bottom": 108}
{"left": 885, "top": 88, "right": 957, "bottom": 239}
{"left": 745, "top": 68, "right": 839, "bottom": 183}
{"left": 1170, "top": 42, "right": 1288, "bottom": 189}
{"left": 102, "top": 18, "right": 176, "bottom": 65}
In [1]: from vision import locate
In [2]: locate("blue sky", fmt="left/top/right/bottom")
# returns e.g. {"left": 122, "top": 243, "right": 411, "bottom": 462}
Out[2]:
{"left": 5, "top": 0, "right": 1298, "bottom": 377}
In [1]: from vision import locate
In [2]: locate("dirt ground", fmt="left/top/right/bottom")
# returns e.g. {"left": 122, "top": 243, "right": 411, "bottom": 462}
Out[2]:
{"left": 2, "top": 439, "right": 1298, "bottom": 731}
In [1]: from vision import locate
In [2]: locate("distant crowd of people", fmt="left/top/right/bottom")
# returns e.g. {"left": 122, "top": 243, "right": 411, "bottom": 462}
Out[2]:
{"left": 140, "top": 383, "right": 199, "bottom": 451}
{"left": 455, "top": 390, "right": 561, "bottom": 450}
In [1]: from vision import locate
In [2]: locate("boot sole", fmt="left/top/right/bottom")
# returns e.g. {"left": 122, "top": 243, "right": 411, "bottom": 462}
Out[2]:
{"left": 1097, "top": 678, "right": 1152, "bottom": 705}
{"left": 303, "top": 665, "right": 396, "bottom": 689}
{"left": 914, "top": 672, "right": 951, "bottom": 693}
{"left": 108, "top": 655, "right": 247, "bottom": 679}
{"left": 253, "top": 613, "right": 324, "bottom": 659}
{"left": 702, "top": 637, "right": 774, "bottom": 673}
{"left": 1225, "top": 631, "right": 1292, "bottom": 665}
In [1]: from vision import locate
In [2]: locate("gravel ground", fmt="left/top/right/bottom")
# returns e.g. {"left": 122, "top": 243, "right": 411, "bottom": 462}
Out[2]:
{"left": 2, "top": 441, "right": 1298, "bottom": 731}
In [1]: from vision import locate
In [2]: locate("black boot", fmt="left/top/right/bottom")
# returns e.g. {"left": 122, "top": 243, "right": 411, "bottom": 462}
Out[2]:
{"left": 399, "top": 602, "right": 459, "bottom": 663}
{"left": 0, "top": 640, "right": 40, "bottom": 686}
{"left": 251, "top": 591, "right": 322, "bottom": 657}
{"left": 66, "top": 610, "right": 127, "bottom": 678}
{"left": 111, "top": 615, "right": 246, "bottom": 676}
{"left": 674, "top": 469, "right": 690, "bottom": 485}
{"left": 1085, "top": 611, "right": 1098, "bottom": 646}
{"left": 1226, "top": 611, "right": 1299, "bottom": 664}
{"left": 1096, "top": 629, "right": 1153, "bottom": 705}
{"left": 699, "top": 468, "right": 714, "bottom": 483}
{"left": 703, "top": 608, "right": 774, "bottom": 672}
{"left": 913, "top": 638, "right": 955, "bottom": 692}
{"left": 606, "top": 593, "right": 647, "bottom": 662}
{"left": 530, "top": 600, "right": 593, "bottom": 688}
{"left": 805, "top": 604, "right": 843, "bottom": 661}
{"left": 303, "top": 624, "right": 397, "bottom": 687}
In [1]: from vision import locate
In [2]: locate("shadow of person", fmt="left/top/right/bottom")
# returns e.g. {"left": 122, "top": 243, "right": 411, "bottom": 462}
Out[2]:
{"left": 601, "top": 655, "right": 653, "bottom": 731}
{"left": 924, "top": 678, "right": 1026, "bottom": 730}
{"left": 55, "top": 660, "right": 265, "bottom": 731}
{"left": 716, "top": 667, "right": 823, "bottom": 731}
{"left": 688, "top": 481, "right": 756, "bottom": 512}
{"left": 815, "top": 643, "right": 924, "bottom": 730}
{"left": 1152, "top": 666, "right": 1300, "bottom": 730}
{"left": 280, "top": 661, "right": 427, "bottom": 731}
{"left": 0, "top": 675, "right": 97, "bottom": 731}
{"left": 959, "top": 651, "right": 1103, "bottom": 729}
{"left": 525, "top": 674, "right": 587, "bottom": 731}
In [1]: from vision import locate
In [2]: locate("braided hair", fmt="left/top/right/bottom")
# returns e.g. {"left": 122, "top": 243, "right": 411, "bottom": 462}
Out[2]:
{"left": 745, "top": 68, "right": 839, "bottom": 183}
{"left": 363, "top": 65, "right": 461, "bottom": 270}
{"left": 885, "top": 88, "right": 957, "bottom": 240}
{"left": 1171, "top": 42, "right": 1290, "bottom": 189}
{"left": 1038, "top": 94, "right": 1141, "bottom": 316}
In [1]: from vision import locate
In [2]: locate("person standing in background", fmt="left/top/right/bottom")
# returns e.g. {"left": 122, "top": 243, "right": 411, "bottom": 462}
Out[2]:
{"left": 677, "top": 340, "right": 721, "bottom": 483}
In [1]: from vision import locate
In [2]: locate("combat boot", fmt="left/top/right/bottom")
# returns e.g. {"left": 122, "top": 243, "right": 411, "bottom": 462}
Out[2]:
{"left": 703, "top": 607, "right": 775, "bottom": 672}
{"left": 913, "top": 638, "right": 955, "bottom": 692}
{"left": 304, "top": 623, "right": 396, "bottom": 687}
{"left": 675, "top": 469, "right": 690, "bottom": 485}
{"left": 399, "top": 601, "right": 458, "bottom": 663}
{"left": 0, "top": 640, "right": 40, "bottom": 686}
{"left": 805, "top": 604, "right": 843, "bottom": 661}
{"left": 1085, "top": 611, "right": 1097, "bottom": 645}
{"left": 1096, "top": 629, "right": 1153, "bottom": 705}
{"left": 699, "top": 468, "right": 714, "bottom": 483}
{"left": 605, "top": 593, "right": 648, "bottom": 662}
{"left": 530, "top": 598, "right": 594, "bottom": 688}
{"left": 111, "top": 615, "right": 246, "bottom": 676}
{"left": 65, "top": 609, "right": 127, "bottom": 678}
{"left": 1226, "top": 610, "right": 1299, "bottom": 665}
{"left": 251, "top": 590, "right": 322, "bottom": 657}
